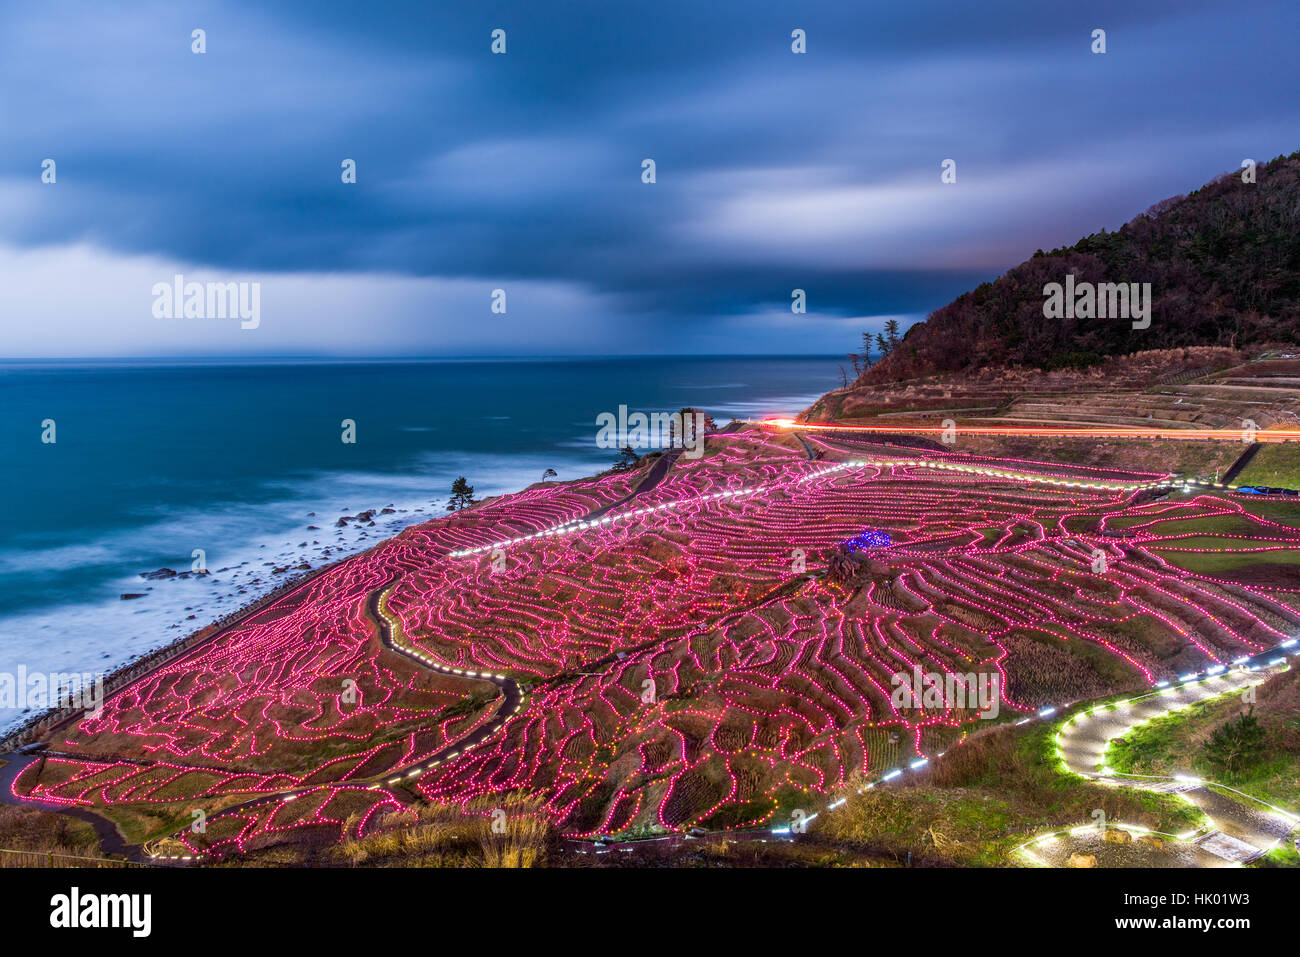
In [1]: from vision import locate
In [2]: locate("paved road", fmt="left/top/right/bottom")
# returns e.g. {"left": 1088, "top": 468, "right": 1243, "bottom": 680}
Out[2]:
{"left": 756, "top": 419, "right": 1300, "bottom": 443}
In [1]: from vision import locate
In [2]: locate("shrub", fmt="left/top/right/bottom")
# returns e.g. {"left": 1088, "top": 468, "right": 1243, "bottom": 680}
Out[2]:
{"left": 1201, "top": 706, "right": 1267, "bottom": 775}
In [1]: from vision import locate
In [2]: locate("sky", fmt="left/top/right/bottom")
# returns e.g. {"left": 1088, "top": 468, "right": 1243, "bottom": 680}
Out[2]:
{"left": 0, "top": 0, "right": 1296, "bottom": 358}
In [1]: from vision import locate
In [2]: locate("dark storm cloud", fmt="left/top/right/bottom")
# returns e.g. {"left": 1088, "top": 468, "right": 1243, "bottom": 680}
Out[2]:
{"left": 1, "top": 0, "right": 1297, "bottom": 354}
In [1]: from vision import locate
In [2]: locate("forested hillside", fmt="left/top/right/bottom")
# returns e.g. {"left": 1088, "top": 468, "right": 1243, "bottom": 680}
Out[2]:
{"left": 865, "top": 151, "right": 1300, "bottom": 381}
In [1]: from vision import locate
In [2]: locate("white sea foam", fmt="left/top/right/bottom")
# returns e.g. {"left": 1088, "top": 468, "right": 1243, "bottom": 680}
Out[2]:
{"left": 0, "top": 451, "right": 596, "bottom": 732}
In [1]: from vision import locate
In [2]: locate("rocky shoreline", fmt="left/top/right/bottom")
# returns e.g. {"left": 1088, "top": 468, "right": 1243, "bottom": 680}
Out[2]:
{"left": 0, "top": 496, "right": 455, "bottom": 753}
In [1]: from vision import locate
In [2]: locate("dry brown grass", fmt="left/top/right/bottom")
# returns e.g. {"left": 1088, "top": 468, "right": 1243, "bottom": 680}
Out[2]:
{"left": 1257, "top": 666, "right": 1300, "bottom": 751}
{"left": 476, "top": 793, "right": 552, "bottom": 868}
{"left": 0, "top": 805, "right": 119, "bottom": 867}
{"left": 0, "top": 846, "right": 123, "bottom": 868}
{"left": 330, "top": 803, "right": 475, "bottom": 866}
{"left": 329, "top": 792, "right": 552, "bottom": 868}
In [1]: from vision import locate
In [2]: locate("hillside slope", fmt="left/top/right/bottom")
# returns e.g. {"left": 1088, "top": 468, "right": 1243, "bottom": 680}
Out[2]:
{"left": 867, "top": 151, "right": 1300, "bottom": 381}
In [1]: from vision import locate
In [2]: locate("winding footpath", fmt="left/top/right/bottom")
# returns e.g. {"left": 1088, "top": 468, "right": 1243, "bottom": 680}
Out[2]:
{"left": 1029, "top": 664, "right": 1299, "bottom": 866}
{"left": 582, "top": 448, "right": 685, "bottom": 522}
{"left": 0, "top": 754, "right": 139, "bottom": 860}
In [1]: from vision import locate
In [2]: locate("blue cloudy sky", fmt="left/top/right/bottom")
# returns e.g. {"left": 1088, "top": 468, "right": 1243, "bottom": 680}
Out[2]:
{"left": 1, "top": 0, "right": 1296, "bottom": 357}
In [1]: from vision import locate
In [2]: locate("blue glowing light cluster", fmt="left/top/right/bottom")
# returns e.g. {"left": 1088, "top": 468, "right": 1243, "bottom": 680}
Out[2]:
{"left": 844, "top": 529, "right": 892, "bottom": 552}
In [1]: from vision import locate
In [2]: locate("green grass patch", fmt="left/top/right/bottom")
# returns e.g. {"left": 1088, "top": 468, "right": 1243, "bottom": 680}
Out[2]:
{"left": 1105, "top": 514, "right": 1271, "bottom": 537}
{"left": 1234, "top": 444, "right": 1300, "bottom": 490}
{"left": 1238, "top": 498, "right": 1300, "bottom": 524}
{"left": 1146, "top": 546, "right": 1300, "bottom": 574}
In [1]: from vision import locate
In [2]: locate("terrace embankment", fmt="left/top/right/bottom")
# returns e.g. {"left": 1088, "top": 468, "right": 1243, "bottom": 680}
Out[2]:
{"left": 806, "top": 350, "right": 1300, "bottom": 436}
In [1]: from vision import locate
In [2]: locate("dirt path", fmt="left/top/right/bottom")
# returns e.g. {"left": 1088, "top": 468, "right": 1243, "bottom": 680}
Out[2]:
{"left": 582, "top": 447, "right": 685, "bottom": 521}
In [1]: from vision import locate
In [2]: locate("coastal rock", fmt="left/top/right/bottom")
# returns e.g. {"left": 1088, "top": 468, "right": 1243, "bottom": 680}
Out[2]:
{"left": 120, "top": 593, "right": 147, "bottom": 600}
{"left": 140, "top": 568, "right": 177, "bottom": 580}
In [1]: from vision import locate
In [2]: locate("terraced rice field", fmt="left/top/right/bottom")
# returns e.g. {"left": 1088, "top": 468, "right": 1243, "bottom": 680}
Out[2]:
{"left": 13, "top": 429, "right": 1300, "bottom": 857}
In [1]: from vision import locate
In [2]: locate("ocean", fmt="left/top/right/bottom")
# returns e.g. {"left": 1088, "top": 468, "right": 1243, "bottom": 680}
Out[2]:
{"left": 0, "top": 356, "right": 840, "bottom": 729}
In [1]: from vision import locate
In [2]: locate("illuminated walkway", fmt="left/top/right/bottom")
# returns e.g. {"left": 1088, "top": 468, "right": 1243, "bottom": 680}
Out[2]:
{"left": 449, "top": 456, "right": 1184, "bottom": 560}
{"left": 1027, "top": 660, "right": 1300, "bottom": 866}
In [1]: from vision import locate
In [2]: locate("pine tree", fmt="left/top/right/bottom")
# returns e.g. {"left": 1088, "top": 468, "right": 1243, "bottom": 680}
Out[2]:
{"left": 1201, "top": 706, "right": 1266, "bottom": 775}
{"left": 884, "top": 318, "right": 901, "bottom": 351}
{"left": 875, "top": 332, "right": 890, "bottom": 357}
{"left": 447, "top": 476, "right": 476, "bottom": 511}
{"left": 611, "top": 445, "right": 640, "bottom": 473}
